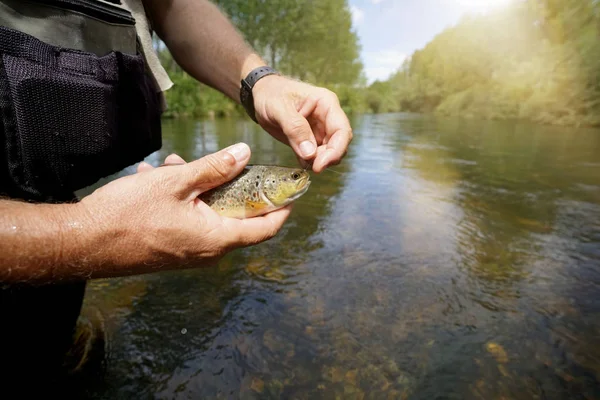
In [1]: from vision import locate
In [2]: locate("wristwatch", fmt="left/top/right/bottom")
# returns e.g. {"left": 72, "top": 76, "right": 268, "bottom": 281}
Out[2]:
{"left": 240, "top": 66, "right": 279, "bottom": 122}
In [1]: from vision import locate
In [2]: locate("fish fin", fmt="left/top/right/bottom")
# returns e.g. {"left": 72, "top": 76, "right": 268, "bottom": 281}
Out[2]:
{"left": 245, "top": 200, "right": 269, "bottom": 211}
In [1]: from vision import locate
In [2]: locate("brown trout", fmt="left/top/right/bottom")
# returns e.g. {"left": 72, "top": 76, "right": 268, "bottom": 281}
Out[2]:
{"left": 199, "top": 165, "right": 311, "bottom": 218}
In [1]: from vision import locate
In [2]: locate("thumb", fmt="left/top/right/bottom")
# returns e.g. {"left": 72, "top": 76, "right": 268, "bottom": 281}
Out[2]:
{"left": 177, "top": 142, "right": 251, "bottom": 198}
{"left": 273, "top": 101, "right": 317, "bottom": 161}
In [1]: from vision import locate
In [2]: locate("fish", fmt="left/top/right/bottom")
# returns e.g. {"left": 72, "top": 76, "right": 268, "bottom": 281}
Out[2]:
{"left": 199, "top": 165, "right": 311, "bottom": 218}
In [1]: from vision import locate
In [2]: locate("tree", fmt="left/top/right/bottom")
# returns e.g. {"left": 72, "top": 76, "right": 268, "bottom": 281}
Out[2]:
{"left": 156, "top": 0, "right": 367, "bottom": 117}
{"left": 370, "top": 0, "right": 600, "bottom": 126}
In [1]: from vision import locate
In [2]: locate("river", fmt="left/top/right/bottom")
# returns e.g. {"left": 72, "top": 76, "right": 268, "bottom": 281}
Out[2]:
{"left": 77, "top": 113, "right": 600, "bottom": 399}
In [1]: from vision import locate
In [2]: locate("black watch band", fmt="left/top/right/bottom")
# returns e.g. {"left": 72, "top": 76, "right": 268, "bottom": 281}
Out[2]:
{"left": 240, "top": 66, "right": 279, "bottom": 122}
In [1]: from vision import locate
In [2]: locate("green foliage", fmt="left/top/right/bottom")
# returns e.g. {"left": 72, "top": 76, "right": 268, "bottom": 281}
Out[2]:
{"left": 162, "top": 72, "right": 244, "bottom": 119}
{"left": 213, "top": 0, "right": 363, "bottom": 86}
{"left": 156, "top": 0, "right": 366, "bottom": 118}
{"left": 368, "top": 0, "right": 600, "bottom": 127}
{"left": 330, "top": 83, "right": 368, "bottom": 115}
{"left": 364, "top": 80, "right": 397, "bottom": 114}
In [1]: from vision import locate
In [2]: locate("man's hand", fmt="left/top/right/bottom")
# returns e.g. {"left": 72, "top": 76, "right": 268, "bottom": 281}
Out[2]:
{"left": 0, "top": 144, "right": 291, "bottom": 283}
{"left": 251, "top": 75, "right": 353, "bottom": 173}
{"left": 142, "top": 0, "right": 353, "bottom": 173}
{"left": 77, "top": 143, "right": 290, "bottom": 278}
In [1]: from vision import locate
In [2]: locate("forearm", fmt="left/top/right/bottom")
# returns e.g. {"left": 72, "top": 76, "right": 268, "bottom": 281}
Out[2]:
{"left": 0, "top": 198, "right": 174, "bottom": 284}
{"left": 1, "top": 200, "right": 65, "bottom": 283}
{"left": 0, "top": 200, "right": 96, "bottom": 284}
{"left": 143, "top": 0, "right": 267, "bottom": 101}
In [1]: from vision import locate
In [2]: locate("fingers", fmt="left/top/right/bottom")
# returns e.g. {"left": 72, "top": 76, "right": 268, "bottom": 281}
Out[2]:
{"left": 272, "top": 100, "right": 318, "bottom": 162}
{"left": 137, "top": 154, "right": 187, "bottom": 173}
{"left": 222, "top": 205, "right": 292, "bottom": 247}
{"left": 137, "top": 162, "right": 154, "bottom": 173}
{"left": 304, "top": 92, "right": 353, "bottom": 173}
{"left": 312, "top": 130, "right": 352, "bottom": 173}
{"left": 254, "top": 77, "right": 352, "bottom": 171}
{"left": 165, "top": 154, "right": 186, "bottom": 165}
{"left": 179, "top": 143, "right": 251, "bottom": 198}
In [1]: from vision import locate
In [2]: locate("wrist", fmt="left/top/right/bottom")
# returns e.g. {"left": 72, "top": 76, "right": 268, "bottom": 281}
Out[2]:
{"left": 240, "top": 53, "right": 270, "bottom": 83}
{"left": 71, "top": 197, "right": 142, "bottom": 279}
{"left": 74, "top": 196, "right": 165, "bottom": 279}
{"left": 240, "top": 64, "right": 280, "bottom": 121}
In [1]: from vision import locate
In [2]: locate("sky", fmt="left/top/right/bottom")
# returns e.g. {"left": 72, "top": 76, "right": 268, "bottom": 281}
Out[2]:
{"left": 349, "top": 0, "right": 513, "bottom": 83}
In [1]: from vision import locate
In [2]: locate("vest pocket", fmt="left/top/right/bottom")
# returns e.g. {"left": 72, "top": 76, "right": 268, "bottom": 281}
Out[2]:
{"left": 0, "top": 26, "right": 162, "bottom": 202}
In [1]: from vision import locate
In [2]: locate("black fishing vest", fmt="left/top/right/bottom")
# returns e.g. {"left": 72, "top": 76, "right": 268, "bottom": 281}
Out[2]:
{"left": 0, "top": 0, "right": 163, "bottom": 390}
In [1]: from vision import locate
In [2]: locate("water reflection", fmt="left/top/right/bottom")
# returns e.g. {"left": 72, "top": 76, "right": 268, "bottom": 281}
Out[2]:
{"left": 78, "top": 113, "right": 600, "bottom": 399}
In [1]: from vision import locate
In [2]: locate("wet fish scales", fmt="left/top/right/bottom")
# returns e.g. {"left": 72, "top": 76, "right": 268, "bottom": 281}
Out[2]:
{"left": 200, "top": 165, "right": 311, "bottom": 218}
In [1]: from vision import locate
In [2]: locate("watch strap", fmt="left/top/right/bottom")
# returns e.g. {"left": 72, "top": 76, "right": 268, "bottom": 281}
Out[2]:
{"left": 240, "top": 66, "right": 279, "bottom": 122}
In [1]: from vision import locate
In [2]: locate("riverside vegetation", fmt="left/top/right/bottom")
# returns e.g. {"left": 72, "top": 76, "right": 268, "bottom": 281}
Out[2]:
{"left": 155, "top": 0, "right": 600, "bottom": 127}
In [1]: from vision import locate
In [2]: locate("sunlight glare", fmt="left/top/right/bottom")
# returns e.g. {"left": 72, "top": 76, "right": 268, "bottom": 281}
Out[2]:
{"left": 451, "top": 0, "right": 514, "bottom": 14}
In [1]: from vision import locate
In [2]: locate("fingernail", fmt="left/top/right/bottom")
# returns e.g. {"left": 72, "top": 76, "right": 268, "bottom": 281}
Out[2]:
{"left": 225, "top": 143, "right": 250, "bottom": 162}
{"left": 299, "top": 141, "right": 316, "bottom": 157}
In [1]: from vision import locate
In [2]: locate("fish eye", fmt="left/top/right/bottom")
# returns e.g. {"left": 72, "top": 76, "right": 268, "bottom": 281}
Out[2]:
{"left": 292, "top": 172, "right": 300, "bottom": 180}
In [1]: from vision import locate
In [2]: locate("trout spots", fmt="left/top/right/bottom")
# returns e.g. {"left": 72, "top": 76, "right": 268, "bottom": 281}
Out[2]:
{"left": 204, "top": 165, "right": 310, "bottom": 219}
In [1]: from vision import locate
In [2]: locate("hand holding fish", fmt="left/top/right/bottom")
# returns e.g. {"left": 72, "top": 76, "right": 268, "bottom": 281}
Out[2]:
{"left": 250, "top": 75, "right": 353, "bottom": 173}
{"left": 72, "top": 143, "right": 291, "bottom": 278}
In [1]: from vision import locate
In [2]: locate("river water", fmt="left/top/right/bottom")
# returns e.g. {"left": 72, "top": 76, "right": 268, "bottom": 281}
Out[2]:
{"left": 78, "top": 113, "right": 600, "bottom": 399}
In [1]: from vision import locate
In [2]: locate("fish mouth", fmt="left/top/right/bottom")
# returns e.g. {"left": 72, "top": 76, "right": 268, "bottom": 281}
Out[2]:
{"left": 290, "top": 177, "right": 310, "bottom": 201}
